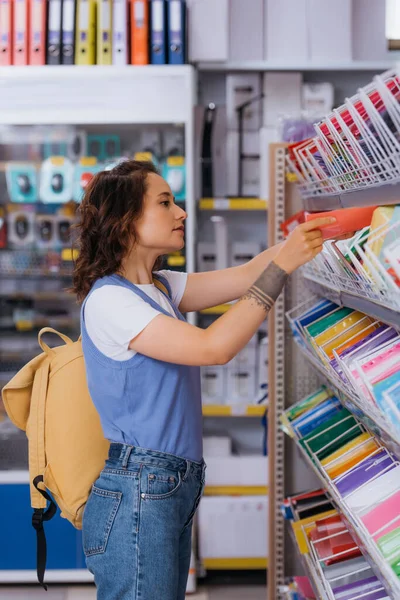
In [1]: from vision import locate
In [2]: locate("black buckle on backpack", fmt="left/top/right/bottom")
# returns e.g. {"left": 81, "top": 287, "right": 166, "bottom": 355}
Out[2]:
{"left": 32, "top": 476, "right": 57, "bottom": 591}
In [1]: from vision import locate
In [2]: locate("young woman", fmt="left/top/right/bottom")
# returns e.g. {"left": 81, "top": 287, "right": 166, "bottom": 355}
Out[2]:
{"left": 72, "top": 159, "right": 336, "bottom": 600}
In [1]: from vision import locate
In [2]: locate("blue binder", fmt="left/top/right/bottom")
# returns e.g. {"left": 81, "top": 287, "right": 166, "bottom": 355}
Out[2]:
{"left": 167, "top": 0, "right": 186, "bottom": 64}
{"left": 150, "top": 0, "right": 167, "bottom": 64}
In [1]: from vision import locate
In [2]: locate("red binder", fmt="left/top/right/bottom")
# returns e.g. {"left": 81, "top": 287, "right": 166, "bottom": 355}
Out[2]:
{"left": 28, "top": 0, "right": 46, "bottom": 64}
{"left": 130, "top": 0, "right": 149, "bottom": 64}
{"left": 13, "top": 0, "right": 28, "bottom": 64}
{"left": 0, "top": 0, "right": 13, "bottom": 65}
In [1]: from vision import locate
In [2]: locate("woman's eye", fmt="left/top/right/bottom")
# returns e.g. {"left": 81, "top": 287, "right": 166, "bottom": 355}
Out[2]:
{"left": 161, "top": 201, "right": 170, "bottom": 206}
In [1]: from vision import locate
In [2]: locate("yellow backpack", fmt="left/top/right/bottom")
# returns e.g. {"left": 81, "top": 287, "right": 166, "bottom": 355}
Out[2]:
{"left": 1, "top": 277, "right": 170, "bottom": 589}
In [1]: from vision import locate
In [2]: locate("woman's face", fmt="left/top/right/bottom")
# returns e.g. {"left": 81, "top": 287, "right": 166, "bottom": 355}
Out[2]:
{"left": 134, "top": 173, "right": 187, "bottom": 254}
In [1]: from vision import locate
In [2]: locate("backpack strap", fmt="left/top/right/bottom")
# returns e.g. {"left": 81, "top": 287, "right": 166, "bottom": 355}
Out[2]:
{"left": 29, "top": 329, "right": 70, "bottom": 590}
{"left": 153, "top": 275, "right": 171, "bottom": 298}
{"left": 38, "top": 327, "right": 73, "bottom": 355}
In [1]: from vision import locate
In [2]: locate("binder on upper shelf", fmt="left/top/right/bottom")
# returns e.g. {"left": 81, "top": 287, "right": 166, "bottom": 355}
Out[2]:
{"left": 112, "top": 0, "right": 128, "bottom": 65}
{"left": 28, "top": 0, "right": 46, "bottom": 64}
{"left": 13, "top": 0, "right": 28, "bottom": 65}
{"left": 167, "top": 0, "right": 185, "bottom": 64}
{"left": 0, "top": 0, "right": 13, "bottom": 65}
{"left": 130, "top": 0, "right": 149, "bottom": 65}
{"left": 75, "top": 0, "right": 96, "bottom": 65}
{"left": 61, "top": 0, "right": 76, "bottom": 64}
{"left": 97, "top": 0, "right": 112, "bottom": 65}
{"left": 150, "top": 0, "right": 166, "bottom": 64}
{"left": 47, "top": 0, "right": 62, "bottom": 64}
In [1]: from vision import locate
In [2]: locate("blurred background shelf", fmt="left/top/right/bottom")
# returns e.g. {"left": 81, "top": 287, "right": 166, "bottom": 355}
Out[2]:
{"left": 202, "top": 405, "right": 267, "bottom": 417}
{"left": 202, "top": 558, "right": 268, "bottom": 570}
{"left": 196, "top": 61, "right": 400, "bottom": 72}
{"left": 199, "top": 198, "right": 268, "bottom": 211}
{"left": 204, "top": 486, "right": 268, "bottom": 496}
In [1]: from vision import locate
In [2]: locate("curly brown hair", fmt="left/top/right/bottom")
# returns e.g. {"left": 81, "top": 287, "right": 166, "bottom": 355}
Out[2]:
{"left": 72, "top": 159, "right": 160, "bottom": 302}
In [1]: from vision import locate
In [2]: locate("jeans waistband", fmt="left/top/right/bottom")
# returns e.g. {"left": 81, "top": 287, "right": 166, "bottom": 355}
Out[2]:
{"left": 108, "top": 443, "right": 206, "bottom": 480}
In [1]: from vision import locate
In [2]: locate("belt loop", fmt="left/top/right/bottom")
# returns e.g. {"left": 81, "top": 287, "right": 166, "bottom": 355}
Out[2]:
{"left": 183, "top": 460, "right": 191, "bottom": 481}
{"left": 121, "top": 445, "right": 133, "bottom": 469}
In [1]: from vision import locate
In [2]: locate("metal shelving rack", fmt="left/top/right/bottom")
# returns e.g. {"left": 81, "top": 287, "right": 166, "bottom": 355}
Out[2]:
{"left": 268, "top": 67, "right": 400, "bottom": 596}
{"left": 286, "top": 429, "right": 397, "bottom": 598}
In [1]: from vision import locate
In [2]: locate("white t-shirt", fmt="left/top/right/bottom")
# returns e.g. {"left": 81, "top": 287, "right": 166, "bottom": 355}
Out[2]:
{"left": 85, "top": 270, "right": 188, "bottom": 361}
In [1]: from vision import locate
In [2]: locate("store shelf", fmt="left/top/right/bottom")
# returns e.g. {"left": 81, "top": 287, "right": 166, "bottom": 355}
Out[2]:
{"left": 197, "top": 61, "right": 398, "bottom": 72}
{"left": 204, "top": 486, "right": 268, "bottom": 496}
{"left": 286, "top": 433, "right": 398, "bottom": 599}
{"left": 199, "top": 198, "right": 268, "bottom": 211}
{"left": 203, "top": 557, "right": 268, "bottom": 570}
{"left": 0, "top": 65, "right": 195, "bottom": 125}
{"left": 202, "top": 404, "right": 267, "bottom": 417}
{"left": 302, "top": 181, "right": 400, "bottom": 212}
{"left": 0, "top": 570, "right": 94, "bottom": 583}
{"left": 304, "top": 277, "right": 400, "bottom": 329}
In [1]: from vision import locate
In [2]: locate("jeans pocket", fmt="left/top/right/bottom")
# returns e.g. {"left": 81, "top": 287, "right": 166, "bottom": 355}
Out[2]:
{"left": 142, "top": 469, "right": 182, "bottom": 500}
{"left": 83, "top": 486, "right": 122, "bottom": 557}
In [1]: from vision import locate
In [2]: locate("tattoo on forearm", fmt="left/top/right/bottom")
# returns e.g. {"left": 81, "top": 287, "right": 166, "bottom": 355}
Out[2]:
{"left": 241, "top": 261, "right": 288, "bottom": 312}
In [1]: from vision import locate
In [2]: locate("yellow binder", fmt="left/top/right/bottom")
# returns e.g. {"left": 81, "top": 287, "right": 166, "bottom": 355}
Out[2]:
{"left": 75, "top": 0, "right": 96, "bottom": 65}
{"left": 97, "top": 0, "right": 112, "bottom": 65}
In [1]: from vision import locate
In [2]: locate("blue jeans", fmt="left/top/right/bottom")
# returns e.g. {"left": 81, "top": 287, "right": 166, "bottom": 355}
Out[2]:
{"left": 82, "top": 443, "right": 206, "bottom": 600}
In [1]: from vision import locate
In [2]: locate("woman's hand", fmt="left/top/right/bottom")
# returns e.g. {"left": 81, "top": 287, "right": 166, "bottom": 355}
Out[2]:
{"left": 274, "top": 217, "right": 336, "bottom": 274}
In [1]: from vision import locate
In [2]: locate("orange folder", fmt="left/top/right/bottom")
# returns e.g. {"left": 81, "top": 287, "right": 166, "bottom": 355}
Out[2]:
{"left": 13, "top": 0, "right": 28, "bottom": 64}
{"left": 0, "top": 0, "right": 13, "bottom": 65}
{"left": 305, "top": 205, "right": 377, "bottom": 240}
{"left": 28, "top": 0, "right": 46, "bottom": 64}
{"left": 130, "top": 0, "right": 149, "bottom": 65}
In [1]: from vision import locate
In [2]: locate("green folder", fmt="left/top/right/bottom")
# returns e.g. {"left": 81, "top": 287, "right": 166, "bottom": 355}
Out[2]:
{"left": 300, "top": 409, "right": 360, "bottom": 462}
{"left": 377, "top": 527, "right": 400, "bottom": 576}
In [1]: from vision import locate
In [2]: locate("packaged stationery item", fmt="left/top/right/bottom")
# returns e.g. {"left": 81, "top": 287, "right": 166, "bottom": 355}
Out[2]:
{"left": 382, "top": 381, "right": 400, "bottom": 429}
{"left": 282, "top": 387, "right": 331, "bottom": 425}
{"left": 331, "top": 576, "right": 390, "bottom": 600}
{"left": 291, "top": 396, "right": 342, "bottom": 438}
{"left": 304, "top": 206, "right": 377, "bottom": 240}
{"left": 333, "top": 325, "right": 396, "bottom": 385}
{"left": 319, "top": 315, "right": 378, "bottom": 362}
{"left": 305, "top": 307, "right": 353, "bottom": 341}
{"left": 361, "top": 489, "right": 400, "bottom": 541}
{"left": 377, "top": 527, "right": 400, "bottom": 576}
{"left": 383, "top": 238, "right": 400, "bottom": 282}
{"left": 309, "top": 515, "right": 361, "bottom": 565}
{"left": 334, "top": 448, "right": 397, "bottom": 498}
{"left": 320, "top": 432, "right": 378, "bottom": 479}
{"left": 366, "top": 206, "right": 396, "bottom": 259}
{"left": 300, "top": 409, "right": 360, "bottom": 462}
{"left": 346, "top": 465, "right": 400, "bottom": 516}
{"left": 289, "top": 299, "right": 337, "bottom": 344}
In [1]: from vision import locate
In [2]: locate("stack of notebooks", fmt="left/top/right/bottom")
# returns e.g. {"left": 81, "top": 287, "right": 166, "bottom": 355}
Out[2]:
{"left": 282, "top": 387, "right": 400, "bottom": 590}
{"left": 0, "top": 0, "right": 186, "bottom": 66}
{"left": 287, "top": 297, "right": 400, "bottom": 436}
